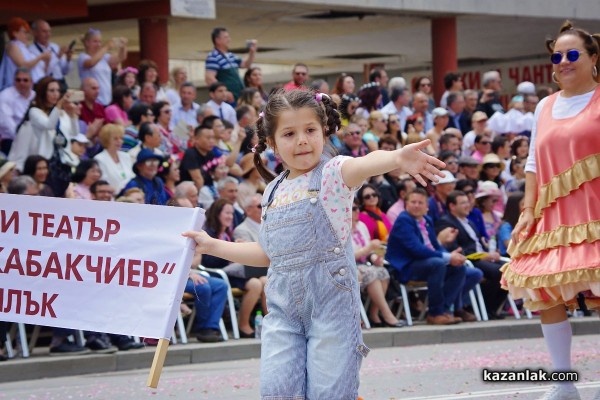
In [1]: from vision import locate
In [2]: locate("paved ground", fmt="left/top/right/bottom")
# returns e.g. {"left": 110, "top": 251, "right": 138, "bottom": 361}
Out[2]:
{"left": 0, "top": 334, "right": 598, "bottom": 400}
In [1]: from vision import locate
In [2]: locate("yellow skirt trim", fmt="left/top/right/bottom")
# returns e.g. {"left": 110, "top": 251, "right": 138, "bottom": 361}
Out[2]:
{"left": 525, "top": 297, "right": 600, "bottom": 312}
{"left": 507, "top": 220, "right": 600, "bottom": 258}
{"left": 501, "top": 262, "right": 600, "bottom": 289}
{"left": 501, "top": 263, "right": 600, "bottom": 311}
{"left": 535, "top": 153, "right": 600, "bottom": 218}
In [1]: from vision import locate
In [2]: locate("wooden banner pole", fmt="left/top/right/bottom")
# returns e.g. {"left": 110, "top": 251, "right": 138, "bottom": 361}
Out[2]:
{"left": 146, "top": 338, "right": 170, "bottom": 388}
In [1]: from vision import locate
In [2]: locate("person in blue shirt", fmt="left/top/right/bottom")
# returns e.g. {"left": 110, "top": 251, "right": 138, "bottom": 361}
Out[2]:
{"left": 122, "top": 148, "right": 169, "bottom": 205}
{"left": 387, "top": 188, "right": 473, "bottom": 325}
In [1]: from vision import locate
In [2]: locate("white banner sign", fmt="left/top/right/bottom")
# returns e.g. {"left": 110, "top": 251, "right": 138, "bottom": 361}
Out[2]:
{"left": 0, "top": 194, "right": 204, "bottom": 339}
{"left": 171, "top": 0, "right": 216, "bottom": 19}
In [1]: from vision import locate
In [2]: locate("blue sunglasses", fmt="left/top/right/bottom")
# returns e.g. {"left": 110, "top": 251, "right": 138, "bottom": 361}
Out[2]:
{"left": 550, "top": 49, "right": 584, "bottom": 64}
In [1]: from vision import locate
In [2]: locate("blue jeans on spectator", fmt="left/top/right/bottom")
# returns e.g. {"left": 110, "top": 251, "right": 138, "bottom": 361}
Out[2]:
{"left": 406, "top": 257, "right": 466, "bottom": 316}
{"left": 184, "top": 276, "right": 228, "bottom": 331}
{"left": 456, "top": 267, "right": 484, "bottom": 309}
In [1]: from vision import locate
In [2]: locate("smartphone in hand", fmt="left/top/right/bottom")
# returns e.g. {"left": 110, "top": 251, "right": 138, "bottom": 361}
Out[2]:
{"left": 67, "top": 89, "right": 85, "bottom": 103}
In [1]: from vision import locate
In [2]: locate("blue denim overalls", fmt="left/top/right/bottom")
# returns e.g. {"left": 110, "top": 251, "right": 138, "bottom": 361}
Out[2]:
{"left": 258, "top": 158, "right": 369, "bottom": 400}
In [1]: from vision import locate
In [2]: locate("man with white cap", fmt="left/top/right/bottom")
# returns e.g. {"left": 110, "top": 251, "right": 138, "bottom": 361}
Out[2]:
{"left": 476, "top": 70, "right": 504, "bottom": 118}
{"left": 63, "top": 133, "right": 90, "bottom": 167}
{"left": 427, "top": 170, "right": 456, "bottom": 224}
{"left": 426, "top": 107, "right": 449, "bottom": 154}
{"left": 462, "top": 111, "right": 489, "bottom": 156}
{"left": 516, "top": 81, "right": 536, "bottom": 96}
{"left": 457, "top": 155, "right": 481, "bottom": 181}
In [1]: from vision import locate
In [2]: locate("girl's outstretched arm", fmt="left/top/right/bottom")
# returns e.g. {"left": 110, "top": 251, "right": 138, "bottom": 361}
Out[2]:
{"left": 182, "top": 231, "right": 270, "bottom": 267}
{"left": 341, "top": 139, "right": 446, "bottom": 188}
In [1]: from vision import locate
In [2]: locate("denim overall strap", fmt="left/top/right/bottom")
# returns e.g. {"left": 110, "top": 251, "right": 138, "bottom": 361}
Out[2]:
{"left": 258, "top": 156, "right": 369, "bottom": 400}
{"left": 260, "top": 169, "right": 289, "bottom": 220}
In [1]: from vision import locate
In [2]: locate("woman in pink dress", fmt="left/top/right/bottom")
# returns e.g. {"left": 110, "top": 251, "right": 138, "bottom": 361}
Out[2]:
{"left": 501, "top": 21, "right": 600, "bottom": 400}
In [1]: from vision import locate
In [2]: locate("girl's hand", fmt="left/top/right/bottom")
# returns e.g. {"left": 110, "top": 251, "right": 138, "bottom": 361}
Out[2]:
{"left": 182, "top": 230, "right": 214, "bottom": 255}
{"left": 397, "top": 140, "right": 446, "bottom": 186}
{"left": 511, "top": 209, "right": 535, "bottom": 243}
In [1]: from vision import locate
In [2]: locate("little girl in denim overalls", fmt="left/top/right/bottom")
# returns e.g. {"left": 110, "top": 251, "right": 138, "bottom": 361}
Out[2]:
{"left": 184, "top": 89, "right": 445, "bottom": 400}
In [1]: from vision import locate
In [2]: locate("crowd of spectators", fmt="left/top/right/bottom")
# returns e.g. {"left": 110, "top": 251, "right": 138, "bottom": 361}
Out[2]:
{"left": 0, "top": 17, "right": 550, "bottom": 360}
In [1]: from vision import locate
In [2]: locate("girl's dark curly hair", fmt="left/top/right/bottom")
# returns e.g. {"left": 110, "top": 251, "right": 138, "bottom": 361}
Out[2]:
{"left": 252, "top": 89, "right": 341, "bottom": 182}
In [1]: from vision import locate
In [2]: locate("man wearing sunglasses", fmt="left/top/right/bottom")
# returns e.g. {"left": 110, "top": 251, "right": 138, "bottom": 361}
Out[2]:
{"left": 122, "top": 149, "right": 169, "bottom": 205}
{"left": 0, "top": 68, "right": 35, "bottom": 156}
{"left": 283, "top": 63, "right": 309, "bottom": 91}
{"left": 476, "top": 70, "right": 505, "bottom": 118}
{"left": 339, "top": 123, "right": 368, "bottom": 158}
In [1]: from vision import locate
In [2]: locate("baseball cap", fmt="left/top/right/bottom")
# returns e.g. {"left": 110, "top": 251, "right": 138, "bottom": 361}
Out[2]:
{"left": 71, "top": 133, "right": 90, "bottom": 144}
{"left": 517, "top": 81, "right": 536, "bottom": 95}
{"left": 475, "top": 180, "right": 502, "bottom": 199}
{"left": 471, "top": 111, "right": 488, "bottom": 122}
{"left": 458, "top": 156, "right": 480, "bottom": 166}
{"left": 432, "top": 107, "right": 449, "bottom": 119}
{"left": 433, "top": 170, "right": 456, "bottom": 185}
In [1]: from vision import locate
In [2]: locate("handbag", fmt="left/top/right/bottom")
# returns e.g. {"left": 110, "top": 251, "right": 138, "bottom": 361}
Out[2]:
{"left": 46, "top": 124, "right": 72, "bottom": 197}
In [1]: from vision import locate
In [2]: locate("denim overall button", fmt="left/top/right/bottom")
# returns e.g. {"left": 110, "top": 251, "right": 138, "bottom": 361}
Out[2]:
{"left": 333, "top": 247, "right": 341, "bottom": 254}
{"left": 338, "top": 268, "right": 346, "bottom": 276}
{"left": 310, "top": 197, "right": 317, "bottom": 204}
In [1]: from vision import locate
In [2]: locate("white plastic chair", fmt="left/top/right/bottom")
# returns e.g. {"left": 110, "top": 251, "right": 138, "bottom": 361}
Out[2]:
{"left": 465, "top": 260, "right": 489, "bottom": 321}
{"left": 359, "top": 297, "right": 371, "bottom": 329}
{"left": 397, "top": 280, "right": 484, "bottom": 326}
{"left": 6, "top": 323, "right": 30, "bottom": 358}
{"left": 500, "top": 257, "right": 532, "bottom": 319}
{"left": 5, "top": 332, "right": 14, "bottom": 358}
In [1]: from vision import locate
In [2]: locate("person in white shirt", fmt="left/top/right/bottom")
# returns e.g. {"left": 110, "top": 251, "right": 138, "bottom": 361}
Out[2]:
{"left": 233, "top": 193, "right": 267, "bottom": 311}
{"left": 0, "top": 17, "right": 51, "bottom": 90}
{"left": 29, "top": 20, "right": 73, "bottom": 90}
{"left": 93, "top": 123, "right": 135, "bottom": 192}
{"left": 381, "top": 87, "right": 412, "bottom": 132}
{"left": 234, "top": 193, "right": 262, "bottom": 242}
{"left": 77, "top": 28, "right": 127, "bottom": 106}
{"left": 206, "top": 82, "right": 237, "bottom": 126}
{"left": 170, "top": 82, "right": 200, "bottom": 131}
{"left": 0, "top": 68, "right": 35, "bottom": 156}
{"left": 165, "top": 66, "right": 188, "bottom": 107}
{"left": 8, "top": 77, "right": 78, "bottom": 172}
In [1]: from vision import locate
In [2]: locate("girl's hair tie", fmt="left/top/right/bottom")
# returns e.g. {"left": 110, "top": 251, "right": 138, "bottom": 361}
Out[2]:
{"left": 315, "top": 93, "right": 323, "bottom": 102}
{"left": 258, "top": 112, "right": 264, "bottom": 118}
{"left": 119, "top": 66, "right": 138, "bottom": 76}
{"left": 251, "top": 144, "right": 258, "bottom": 153}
